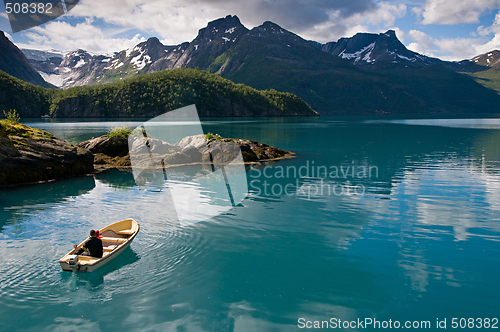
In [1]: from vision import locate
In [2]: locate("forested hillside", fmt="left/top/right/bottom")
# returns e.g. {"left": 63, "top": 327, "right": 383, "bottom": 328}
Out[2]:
{"left": 0, "top": 68, "right": 317, "bottom": 118}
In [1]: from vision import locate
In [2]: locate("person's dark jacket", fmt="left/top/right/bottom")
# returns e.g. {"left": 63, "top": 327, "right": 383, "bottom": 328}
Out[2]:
{"left": 76, "top": 237, "right": 103, "bottom": 258}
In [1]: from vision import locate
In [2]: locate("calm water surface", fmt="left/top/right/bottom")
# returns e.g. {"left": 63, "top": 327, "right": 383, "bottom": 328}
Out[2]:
{"left": 1, "top": 116, "right": 500, "bottom": 331}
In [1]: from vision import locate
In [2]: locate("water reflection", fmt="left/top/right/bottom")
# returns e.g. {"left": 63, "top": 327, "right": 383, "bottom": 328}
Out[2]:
{"left": 0, "top": 175, "right": 95, "bottom": 230}
{"left": 368, "top": 118, "right": 500, "bottom": 129}
{"left": 60, "top": 247, "right": 140, "bottom": 291}
{"left": 94, "top": 169, "right": 136, "bottom": 189}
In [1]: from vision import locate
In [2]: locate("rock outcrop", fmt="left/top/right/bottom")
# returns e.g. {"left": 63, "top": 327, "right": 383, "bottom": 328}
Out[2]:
{"left": 0, "top": 121, "right": 94, "bottom": 186}
{"left": 78, "top": 133, "right": 293, "bottom": 171}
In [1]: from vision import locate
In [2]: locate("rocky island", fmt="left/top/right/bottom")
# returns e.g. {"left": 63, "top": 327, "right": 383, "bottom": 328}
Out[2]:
{"left": 0, "top": 120, "right": 94, "bottom": 187}
{"left": 0, "top": 123, "right": 293, "bottom": 187}
{"left": 78, "top": 130, "right": 294, "bottom": 172}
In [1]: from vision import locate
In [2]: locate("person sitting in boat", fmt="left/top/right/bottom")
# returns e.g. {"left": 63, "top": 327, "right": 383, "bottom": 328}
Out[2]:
{"left": 73, "top": 229, "right": 103, "bottom": 258}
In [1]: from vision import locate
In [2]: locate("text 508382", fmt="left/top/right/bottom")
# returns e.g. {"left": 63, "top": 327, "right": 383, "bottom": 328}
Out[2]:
{"left": 5, "top": 3, "right": 53, "bottom": 14}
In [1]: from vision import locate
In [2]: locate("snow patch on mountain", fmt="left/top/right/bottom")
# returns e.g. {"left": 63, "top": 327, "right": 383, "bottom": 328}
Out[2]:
{"left": 397, "top": 54, "right": 416, "bottom": 62}
{"left": 73, "top": 59, "right": 86, "bottom": 68}
{"left": 38, "top": 71, "right": 64, "bottom": 87}
{"left": 340, "top": 42, "right": 375, "bottom": 62}
{"left": 362, "top": 49, "right": 374, "bottom": 63}
{"left": 130, "top": 52, "right": 151, "bottom": 70}
{"left": 104, "top": 58, "right": 120, "bottom": 70}
{"left": 126, "top": 46, "right": 140, "bottom": 58}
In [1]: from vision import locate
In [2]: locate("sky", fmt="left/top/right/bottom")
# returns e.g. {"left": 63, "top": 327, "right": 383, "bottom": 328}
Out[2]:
{"left": 1, "top": 0, "right": 500, "bottom": 61}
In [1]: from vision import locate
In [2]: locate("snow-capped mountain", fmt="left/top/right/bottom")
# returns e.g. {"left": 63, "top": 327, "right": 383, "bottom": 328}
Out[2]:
{"left": 23, "top": 18, "right": 452, "bottom": 89}
{"left": 203, "top": 19, "right": 349, "bottom": 78}
{"left": 27, "top": 37, "right": 179, "bottom": 88}
{"left": 470, "top": 50, "right": 500, "bottom": 67}
{"left": 26, "top": 15, "right": 249, "bottom": 88}
{"left": 148, "top": 15, "right": 248, "bottom": 72}
{"left": 21, "top": 49, "right": 65, "bottom": 61}
{"left": 320, "top": 30, "right": 443, "bottom": 67}
{"left": 27, "top": 49, "right": 107, "bottom": 87}
{"left": 18, "top": 15, "right": 500, "bottom": 98}
{"left": 451, "top": 50, "right": 500, "bottom": 72}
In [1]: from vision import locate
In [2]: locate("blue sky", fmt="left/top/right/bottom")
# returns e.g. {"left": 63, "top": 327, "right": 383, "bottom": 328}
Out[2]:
{"left": 1, "top": 0, "right": 500, "bottom": 61}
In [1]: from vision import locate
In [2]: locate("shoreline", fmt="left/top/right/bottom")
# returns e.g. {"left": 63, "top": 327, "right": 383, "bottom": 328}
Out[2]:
{"left": 1, "top": 125, "right": 295, "bottom": 187}
{"left": 91, "top": 152, "right": 296, "bottom": 173}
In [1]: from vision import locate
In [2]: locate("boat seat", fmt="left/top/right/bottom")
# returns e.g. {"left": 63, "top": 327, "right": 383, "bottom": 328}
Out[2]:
{"left": 101, "top": 230, "right": 129, "bottom": 238}
{"left": 115, "top": 230, "right": 134, "bottom": 236}
{"left": 100, "top": 237, "right": 127, "bottom": 243}
{"left": 103, "top": 244, "right": 118, "bottom": 252}
{"left": 76, "top": 256, "right": 99, "bottom": 264}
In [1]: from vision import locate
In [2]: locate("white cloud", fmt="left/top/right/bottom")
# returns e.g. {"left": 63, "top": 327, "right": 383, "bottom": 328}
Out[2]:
{"left": 475, "top": 33, "right": 500, "bottom": 54}
{"left": 411, "top": 6, "right": 422, "bottom": 17}
{"left": 58, "top": 0, "right": 406, "bottom": 46}
{"left": 407, "top": 30, "right": 468, "bottom": 60}
{"left": 68, "top": 0, "right": 217, "bottom": 46}
{"left": 478, "top": 11, "right": 500, "bottom": 35}
{"left": 364, "top": 2, "right": 407, "bottom": 26}
{"left": 294, "top": 1, "right": 407, "bottom": 43}
{"left": 392, "top": 27, "right": 406, "bottom": 42}
{"left": 435, "top": 37, "right": 483, "bottom": 60}
{"left": 409, "top": 29, "right": 436, "bottom": 49}
{"left": 418, "top": 0, "right": 500, "bottom": 25}
{"left": 10, "top": 0, "right": 498, "bottom": 60}
{"left": 407, "top": 28, "right": 500, "bottom": 60}
{"left": 15, "top": 20, "right": 146, "bottom": 53}
{"left": 9, "top": 0, "right": 409, "bottom": 53}
{"left": 407, "top": 42, "right": 436, "bottom": 57}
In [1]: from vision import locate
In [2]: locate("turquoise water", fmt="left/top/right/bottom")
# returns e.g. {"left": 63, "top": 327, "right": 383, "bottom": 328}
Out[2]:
{"left": 1, "top": 117, "right": 500, "bottom": 331}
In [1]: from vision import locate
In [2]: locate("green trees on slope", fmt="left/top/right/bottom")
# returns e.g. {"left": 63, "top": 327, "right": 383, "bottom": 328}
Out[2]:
{"left": 0, "top": 68, "right": 317, "bottom": 118}
{"left": 49, "top": 68, "right": 317, "bottom": 117}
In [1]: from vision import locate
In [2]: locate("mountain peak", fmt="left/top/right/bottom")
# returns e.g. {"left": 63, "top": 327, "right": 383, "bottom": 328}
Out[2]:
{"left": 470, "top": 50, "right": 500, "bottom": 66}
{"left": 383, "top": 30, "right": 396, "bottom": 38}
{"left": 205, "top": 15, "right": 244, "bottom": 31}
{"left": 143, "top": 37, "right": 166, "bottom": 52}
{"left": 454, "top": 49, "right": 500, "bottom": 72}
{"left": 194, "top": 15, "right": 248, "bottom": 43}
{"left": 146, "top": 36, "right": 160, "bottom": 44}
{"left": 321, "top": 29, "right": 441, "bottom": 67}
{"left": 248, "top": 20, "right": 299, "bottom": 40}
{"left": 261, "top": 21, "right": 280, "bottom": 27}
{"left": 256, "top": 20, "right": 287, "bottom": 33}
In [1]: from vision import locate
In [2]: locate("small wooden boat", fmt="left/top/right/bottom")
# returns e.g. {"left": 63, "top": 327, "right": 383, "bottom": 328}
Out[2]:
{"left": 59, "top": 218, "right": 140, "bottom": 272}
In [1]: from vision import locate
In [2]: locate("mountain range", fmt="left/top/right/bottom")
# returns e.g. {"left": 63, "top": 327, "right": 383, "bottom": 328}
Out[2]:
{"left": 4, "top": 15, "right": 500, "bottom": 115}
